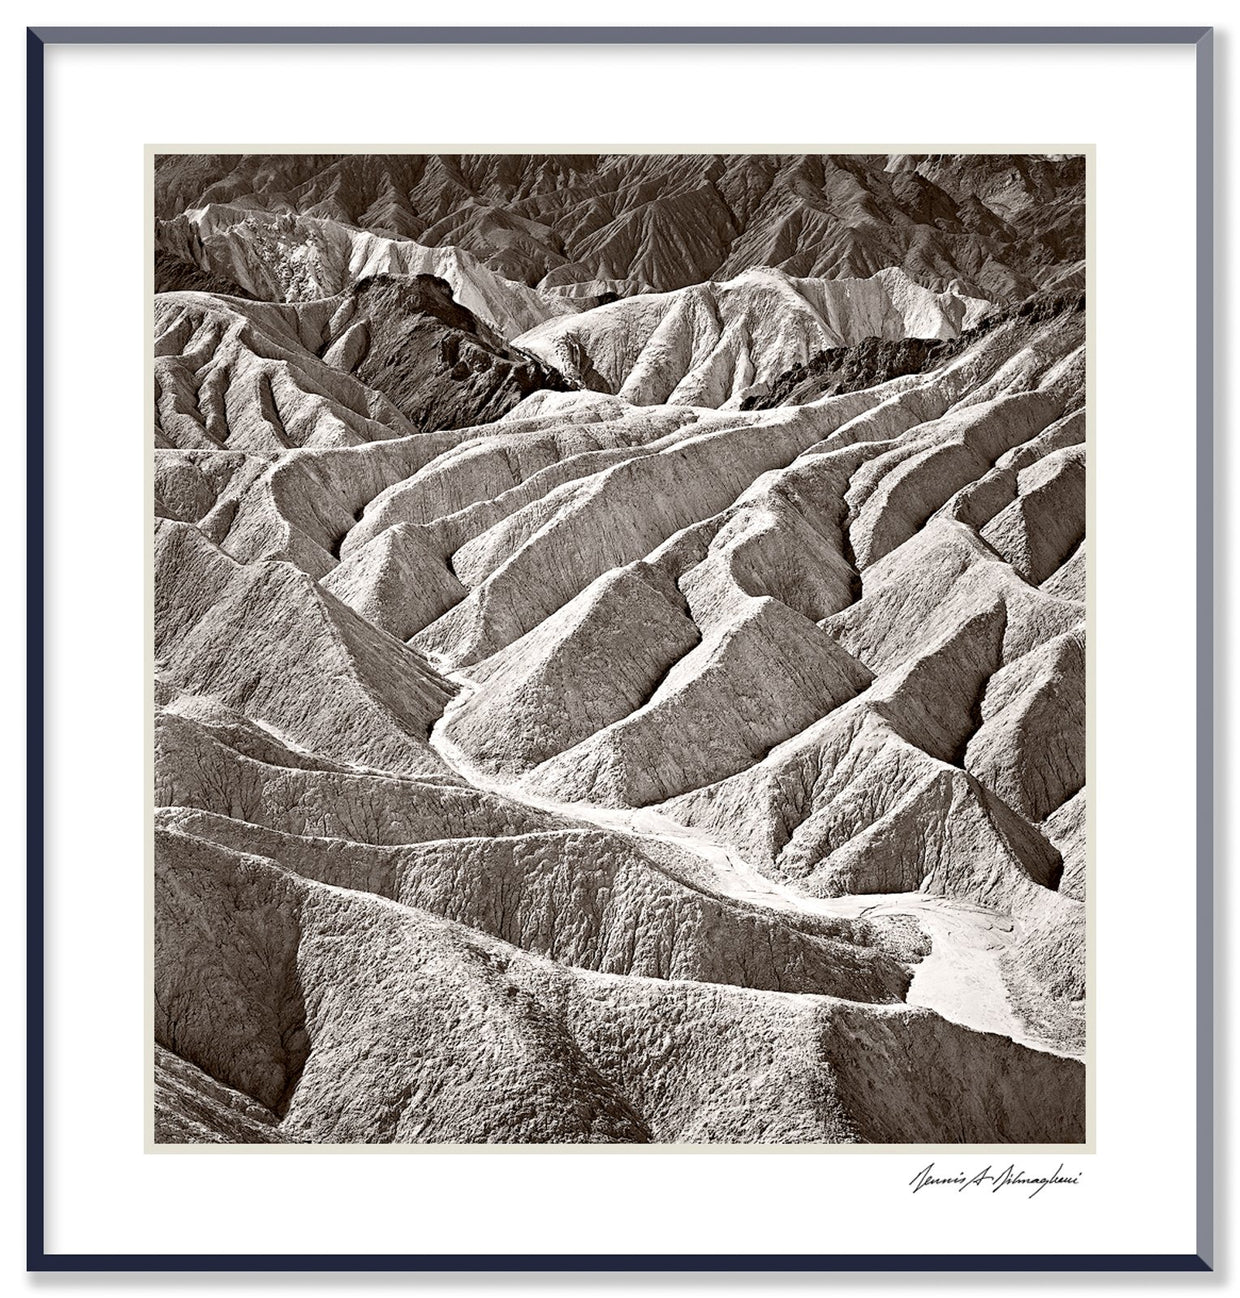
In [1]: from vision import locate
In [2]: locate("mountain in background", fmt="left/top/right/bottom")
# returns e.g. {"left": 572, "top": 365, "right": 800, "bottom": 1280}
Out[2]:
{"left": 155, "top": 152, "right": 1084, "bottom": 303}
{"left": 152, "top": 153, "right": 1087, "bottom": 1146}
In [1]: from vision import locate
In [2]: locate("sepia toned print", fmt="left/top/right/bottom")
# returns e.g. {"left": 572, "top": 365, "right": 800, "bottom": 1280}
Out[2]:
{"left": 152, "top": 154, "right": 1086, "bottom": 1146}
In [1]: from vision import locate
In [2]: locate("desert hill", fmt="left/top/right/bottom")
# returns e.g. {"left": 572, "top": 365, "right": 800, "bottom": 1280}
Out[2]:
{"left": 156, "top": 152, "right": 1084, "bottom": 302}
{"left": 153, "top": 152, "right": 1088, "bottom": 1145}
{"left": 512, "top": 265, "right": 991, "bottom": 407}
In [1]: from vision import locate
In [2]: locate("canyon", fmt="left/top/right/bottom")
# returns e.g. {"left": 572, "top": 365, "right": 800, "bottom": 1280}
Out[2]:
{"left": 153, "top": 153, "right": 1087, "bottom": 1144}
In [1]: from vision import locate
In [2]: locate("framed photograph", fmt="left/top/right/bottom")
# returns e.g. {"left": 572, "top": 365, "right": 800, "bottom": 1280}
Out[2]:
{"left": 29, "top": 24, "right": 1215, "bottom": 1272}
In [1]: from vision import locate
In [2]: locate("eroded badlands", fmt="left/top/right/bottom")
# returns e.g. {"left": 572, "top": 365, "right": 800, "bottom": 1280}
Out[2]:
{"left": 153, "top": 153, "right": 1087, "bottom": 1143}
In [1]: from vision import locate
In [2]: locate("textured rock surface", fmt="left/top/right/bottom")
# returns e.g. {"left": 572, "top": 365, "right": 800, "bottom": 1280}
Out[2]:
{"left": 154, "top": 825, "right": 1082, "bottom": 1144}
{"left": 743, "top": 292, "right": 1085, "bottom": 410}
{"left": 156, "top": 153, "right": 1083, "bottom": 302}
{"left": 153, "top": 274, "right": 570, "bottom": 456}
{"left": 156, "top": 202, "right": 584, "bottom": 338}
{"left": 154, "top": 153, "right": 1087, "bottom": 1145}
{"left": 513, "top": 267, "right": 990, "bottom": 407}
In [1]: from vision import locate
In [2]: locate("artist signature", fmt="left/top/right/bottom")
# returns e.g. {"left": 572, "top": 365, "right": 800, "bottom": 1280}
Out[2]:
{"left": 909, "top": 1162, "right": 1082, "bottom": 1199}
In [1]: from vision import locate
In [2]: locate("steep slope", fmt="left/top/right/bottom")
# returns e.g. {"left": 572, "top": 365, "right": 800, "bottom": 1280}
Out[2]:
{"left": 154, "top": 823, "right": 1084, "bottom": 1144}
{"left": 154, "top": 291, "right": 414, "bottom": 452}
{"left": 158, "top": 805, "right": 914, "bottom": 1004}
{"left": 153, "top": 151, "right": 1089, "bottom": 1144}
{"left": 513, "top": 266, "right": 990, "bottom": 407}
{"left": 316, "top": 272, "right": 571, "bottom": 430}
{"left": 155, "top": 1044, "right": 284, "bottom": 1144}
{"left": 155, "top": 521, "right": 454, "bottom": 776}
{"left": 154, "top": 274, "right": 570, "bottom": 454}
{"left": 155, "top": 248, "right": 253, "bottom": 298}
{"left": 743, "top": 291, "right": 1085, "bottom": 409}
{"left": 156, "top": 152, "right": 1084, "bottom": 302}
{"left": 157, "top": 201, "right": 587, "bottom": 337}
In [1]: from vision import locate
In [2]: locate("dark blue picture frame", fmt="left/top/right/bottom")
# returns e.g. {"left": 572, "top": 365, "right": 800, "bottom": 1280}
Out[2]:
{"left": 26, "top": 23, "right": 1216, "bottom": 1274}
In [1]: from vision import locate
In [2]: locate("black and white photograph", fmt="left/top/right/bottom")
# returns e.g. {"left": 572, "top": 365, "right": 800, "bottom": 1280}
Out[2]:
{"left": 151, "top": 151, "right": 1087, "bottom": 1147}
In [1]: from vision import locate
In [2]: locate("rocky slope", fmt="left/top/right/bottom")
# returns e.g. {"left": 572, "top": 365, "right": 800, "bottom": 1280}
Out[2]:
{"left": 156, "top": 201, "right": 590, "bottom": 339}
{"left": 156, "top": 153, "right": 1084, "bottom": 302}
{"left": 153, "top": 153, "right": 1087, "bottom": 1146}
{"left": 512, "top": 266, "right": 991, "bottom": 408}
{"left": 153, "top": 274, "right": 571, "bottom": 457}
{"left": 742, "top": 291, "right": 1085, "bottom": 409}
